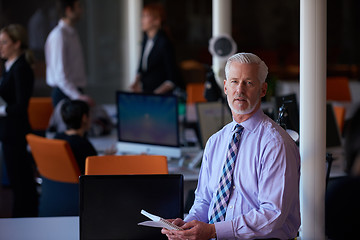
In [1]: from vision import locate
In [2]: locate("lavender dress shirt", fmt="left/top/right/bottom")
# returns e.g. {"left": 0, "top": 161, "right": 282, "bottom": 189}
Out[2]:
{"left": 185, "top": 108, "right": 301, "bottom": 239}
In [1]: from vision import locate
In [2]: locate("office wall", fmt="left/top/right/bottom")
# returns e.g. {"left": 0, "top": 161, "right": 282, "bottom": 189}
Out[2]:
{"left": 83, "top": 0, "right": 124, "bottom": 103}
{"left": 0, "top": 0, "right": 359, "bottom": 104}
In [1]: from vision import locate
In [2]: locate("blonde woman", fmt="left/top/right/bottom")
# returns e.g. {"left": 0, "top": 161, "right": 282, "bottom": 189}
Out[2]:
{"left": 0, "top": 24, "right": 38, "bottom": 217}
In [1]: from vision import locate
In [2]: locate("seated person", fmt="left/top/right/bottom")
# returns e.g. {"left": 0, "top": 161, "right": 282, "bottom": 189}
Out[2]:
{"left": 48, "top": 98, "right": 113, "bottom": 137}
{"left": 54, "top": 100, "right": 97, "bottom": 174}
{"left": 162, "top": 53, "right": 300, "bottom": 239}
{"left": 325, "top": 106, "right": 360, "bottom": 239}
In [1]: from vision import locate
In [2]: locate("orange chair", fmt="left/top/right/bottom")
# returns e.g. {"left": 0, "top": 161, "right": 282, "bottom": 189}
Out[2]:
{"left": 28, "top": 97, "right": 53, "bottom": 132}
{"left": 26, "top": 133, "right": 81, "bottom": 216}
{"left": 85, "top": 155, "right": 168, "bottom": 175}
{"left": 186, "top": 82, "right": 207, "bottom": 105}
{"left": 333, "top": 105, "right": 346, "bottom": 134}
{"left": 326, "top": 76, "right": 352, "bottom": 102}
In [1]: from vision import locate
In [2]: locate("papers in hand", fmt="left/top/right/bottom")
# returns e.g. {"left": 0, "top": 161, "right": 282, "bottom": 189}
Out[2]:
{"left": 138, "top": 209, "right": 183, "bottom": 230}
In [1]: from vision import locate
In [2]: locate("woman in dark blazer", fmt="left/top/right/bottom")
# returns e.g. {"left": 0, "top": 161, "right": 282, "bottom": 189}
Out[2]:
{"left": 131, "top": 3, "right": 182, "bottom": 94}
{"left": 0, "top": 24, "right": 38, "bottom": 217}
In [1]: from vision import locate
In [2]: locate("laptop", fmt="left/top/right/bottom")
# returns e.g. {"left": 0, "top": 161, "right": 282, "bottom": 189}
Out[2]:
{"left": 79, "top": 174, "right": 184, "bottom": 240}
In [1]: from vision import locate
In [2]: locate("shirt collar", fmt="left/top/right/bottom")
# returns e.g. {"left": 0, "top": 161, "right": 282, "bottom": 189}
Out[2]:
{"left": 59, "top": 19, "right": 76, "bottom": 34}
{"left": 5, "top": 56, "right": 19, "bottom": 72}
{"left": 231, "top": 108, "right": 264, "bottom": 133}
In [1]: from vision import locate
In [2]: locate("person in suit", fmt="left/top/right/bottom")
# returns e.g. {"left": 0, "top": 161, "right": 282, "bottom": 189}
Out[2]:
{"left": 130, "top": 3, "right": 182, "bottom": 94}
{"left": 0, "top": 24, "right": 38, "bottom": 217}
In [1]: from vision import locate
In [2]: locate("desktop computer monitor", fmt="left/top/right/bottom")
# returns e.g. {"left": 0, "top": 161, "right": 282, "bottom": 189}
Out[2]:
{"left": 196, "top": 101, "right": 232, "bottom": 149}
{"left": 116, "top": 91, "right": 181, "bottom": 158}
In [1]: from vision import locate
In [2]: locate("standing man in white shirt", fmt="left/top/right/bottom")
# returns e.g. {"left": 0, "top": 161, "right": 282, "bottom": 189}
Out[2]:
{"left": 45, "top": 0, "right": 94, "bottom": 107}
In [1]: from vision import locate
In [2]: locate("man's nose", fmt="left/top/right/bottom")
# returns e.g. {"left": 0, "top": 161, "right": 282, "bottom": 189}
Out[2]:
{"left": 236, "top": 82, "right": 246, "bottom": 93}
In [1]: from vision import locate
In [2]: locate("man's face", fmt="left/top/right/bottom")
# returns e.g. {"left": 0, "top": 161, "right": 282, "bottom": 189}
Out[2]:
{"left": 224, "top": 62, "right": 267, "bottom": 115}
{"left": 67, "top": 1, "right": 83, "bottom": 22}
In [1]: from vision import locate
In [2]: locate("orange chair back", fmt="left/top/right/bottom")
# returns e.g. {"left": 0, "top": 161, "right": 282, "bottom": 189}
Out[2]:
{"left": 85, "top": 155, "right": 168, "bottom": 175}
{"left": 186, "top": 82, "right": 207, "bottom": 105}
{"left": 26, "top": 133, "right": 81, "bottom": 183}
{"left": 28, "top": 97, "right": 53, "bottom": 131}
{"left": 326, "top": 77, "right": 352, "bottom": 102}
{"left": 333, "top": 105, "right": 346, "bottom": 134}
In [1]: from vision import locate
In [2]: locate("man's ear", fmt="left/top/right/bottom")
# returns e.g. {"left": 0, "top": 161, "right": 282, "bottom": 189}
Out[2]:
{"left": 223, "top": 79, "right": 227, "bottom": 95}
{"left": 260, "top": 82, "right": 268, "bottom": 98}
{"left": 81, "top": 114, "right": 89, "bottom": 124}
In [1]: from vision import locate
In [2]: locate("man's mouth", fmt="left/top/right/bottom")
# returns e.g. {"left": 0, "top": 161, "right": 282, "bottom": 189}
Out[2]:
{"left": 234, "top": 97, "right": 247, "bottom": 102}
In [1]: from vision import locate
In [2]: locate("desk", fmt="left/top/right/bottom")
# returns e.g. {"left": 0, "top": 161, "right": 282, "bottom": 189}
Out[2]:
{"left": 88, "top": 127, "right": 201, "bottom": 204}
{"left": 0, "top": 216, "right": 79, "bottom": 240}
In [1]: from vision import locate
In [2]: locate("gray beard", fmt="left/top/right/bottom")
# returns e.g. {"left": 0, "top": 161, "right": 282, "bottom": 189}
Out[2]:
{"left": 227, "top": 94, "right": 260, "bottom": 115}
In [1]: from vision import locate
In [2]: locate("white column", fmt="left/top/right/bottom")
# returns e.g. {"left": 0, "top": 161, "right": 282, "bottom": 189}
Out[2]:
{"left": 123, "top": 0, "right": 142, "bottom": 90}
{"left": 299, "top": 0, "right": 327, "bottom": 239}
{"left": 212, "top": 0, "right": 231, "bottom": 85}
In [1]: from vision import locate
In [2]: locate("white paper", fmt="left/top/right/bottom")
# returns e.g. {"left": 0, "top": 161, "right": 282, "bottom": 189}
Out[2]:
{"left": 138, "top": 210, "right": 183, "bottom": 230}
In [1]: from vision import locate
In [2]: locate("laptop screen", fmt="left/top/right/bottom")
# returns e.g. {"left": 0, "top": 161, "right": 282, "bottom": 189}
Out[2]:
{"left": 79, "top": 174, "right": 184, "bottom": 240}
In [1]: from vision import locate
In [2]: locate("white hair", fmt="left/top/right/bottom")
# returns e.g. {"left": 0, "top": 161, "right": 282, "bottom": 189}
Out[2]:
{"left": 224, "top": 52, "right": 268, "bottom": 83}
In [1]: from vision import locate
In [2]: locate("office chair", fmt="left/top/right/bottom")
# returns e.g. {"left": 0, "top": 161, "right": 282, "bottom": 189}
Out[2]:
{"left": 26, "top": 133, "right": 81, "bottom": 217}
{"left": 186, "top": 82, "right": 207, "bottom": 105}
{"left": 332, "top": 105, "right": 346, "bottom": 134}
{"left": 326, "top": 76, "right": 352, "bottom": 102}
{"left": 85, "top": 155, "right": 168, "bottom": 175}
{"left": 28, "top": 97, "right": 53, "bottom": 136}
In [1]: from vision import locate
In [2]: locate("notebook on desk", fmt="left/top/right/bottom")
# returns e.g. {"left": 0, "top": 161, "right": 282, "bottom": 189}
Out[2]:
{"left": 79, "top": 174, "right": 184, "bottom": 240}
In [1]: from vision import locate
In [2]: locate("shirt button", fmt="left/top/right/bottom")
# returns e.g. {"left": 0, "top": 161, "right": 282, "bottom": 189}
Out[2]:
{"left": 233, "top": 186, "right": 236, "bottom": 189}
{"left": 229, "top": 206, "right": 233, "bottom": 209}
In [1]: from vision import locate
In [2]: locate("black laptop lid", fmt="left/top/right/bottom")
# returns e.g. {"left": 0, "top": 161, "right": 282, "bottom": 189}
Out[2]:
{"left": 80, "top": 174, "right": 184, "bottom": 240}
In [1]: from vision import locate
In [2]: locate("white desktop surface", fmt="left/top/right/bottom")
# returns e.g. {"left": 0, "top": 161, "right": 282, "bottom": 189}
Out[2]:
{"left": 0, "top": 216, "right": 79, "bottom": 240}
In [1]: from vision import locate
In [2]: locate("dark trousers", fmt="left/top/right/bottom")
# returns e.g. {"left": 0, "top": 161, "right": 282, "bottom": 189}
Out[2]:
{"left": 51, "top": 87, "right": 84, "bottom": 108}
{"left": 2, "top": 139, "right": 38, "bottom": 217}
{"left": 51, "top": 87, "right": 69, "bottom": 108}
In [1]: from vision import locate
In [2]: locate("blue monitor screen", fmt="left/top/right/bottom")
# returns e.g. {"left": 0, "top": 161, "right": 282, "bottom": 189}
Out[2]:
{"left": 116, "top": 91, "right": 179, "bottom": 148}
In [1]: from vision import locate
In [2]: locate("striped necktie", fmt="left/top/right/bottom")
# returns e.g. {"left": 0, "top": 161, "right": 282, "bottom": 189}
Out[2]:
{"left": 209, "top": 124, "right": 243, "bottom": 223}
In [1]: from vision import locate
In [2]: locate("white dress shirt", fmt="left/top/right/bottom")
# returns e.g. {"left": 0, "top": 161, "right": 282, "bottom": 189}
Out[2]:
{"left": 45, "top": 19, "right": 86, "bottom": 99}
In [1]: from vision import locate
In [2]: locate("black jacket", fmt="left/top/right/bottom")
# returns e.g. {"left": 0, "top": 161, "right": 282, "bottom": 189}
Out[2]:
{"left": 0, "top": 54, "right": 34, "bottom": 142}
{"left": 138, "top": 30, "right": 182, "bottom": 93}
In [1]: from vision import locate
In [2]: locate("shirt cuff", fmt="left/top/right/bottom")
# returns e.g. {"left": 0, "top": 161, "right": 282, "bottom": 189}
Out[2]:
{"left": 164, "top": 80, "right": 175, "bottom": 87}
{"left": 214, "top": 220, "right": 234, "bottom": 239}
{"left": 0, "top": 105, "right": 7, "bottom": 116}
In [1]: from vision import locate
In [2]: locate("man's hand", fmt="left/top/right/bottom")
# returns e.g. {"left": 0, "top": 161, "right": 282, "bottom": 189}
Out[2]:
{"left": 78, "top": 94, "right": 95, "bottom": 107}
{"left": 130, "top": 75, "right": 142, "bottom": 92}
{"left": 162, "top": 219, "right": 216, "bottom": 240}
